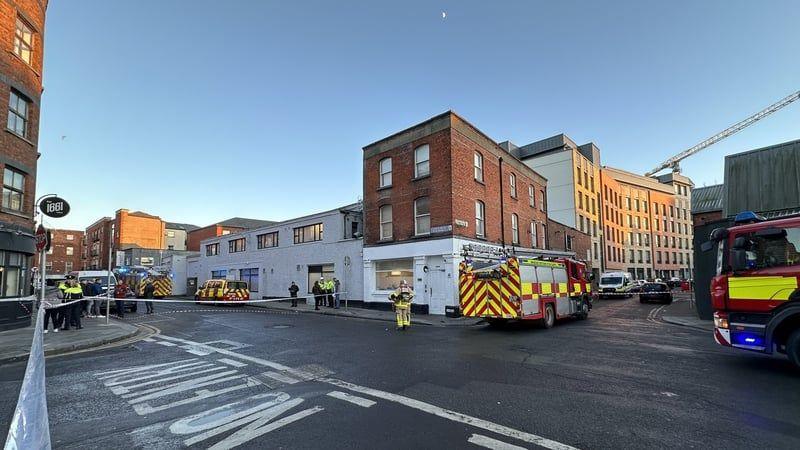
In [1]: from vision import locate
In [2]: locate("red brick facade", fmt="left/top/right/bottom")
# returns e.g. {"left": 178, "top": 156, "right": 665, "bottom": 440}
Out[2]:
{"left": 547, "top": 218, "right": 592, "bottom": 268}
{"left": 84, "top": 217, "right": 112, "bottom": 269}
{"left": 187, "top": 225, "right": 246, "bottom": 252}
{"left": 32, "top": 229, "right": 83, "bottom": 274}
{"left": 693, "top": 210, "right": 723, "bottom": 227}
{"left": 363, "top": 112, "right": 548, "bottom": 248}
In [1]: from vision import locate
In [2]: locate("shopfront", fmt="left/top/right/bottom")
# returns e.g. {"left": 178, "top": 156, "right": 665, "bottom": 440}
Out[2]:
{"left": 0, "top": 228, "right": 35, "bottom": 331}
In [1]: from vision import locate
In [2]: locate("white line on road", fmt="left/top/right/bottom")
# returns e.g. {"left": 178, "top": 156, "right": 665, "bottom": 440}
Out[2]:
{"left": 156, "top": 341, "right": 178, "bottom": 347}
{"left": 326, "top": 391, "right": 376, "bottom": 408}
{"left": 218, "top": 358, "right": 248, "bottom": 368}
{"left": 468, "top": 433, "right": 527, "bottom": 450}
{"left": 155, "top": 334, "right": 578, "bottom": 450}
{"left": 262, "top": 371, "right": 301, "bottom": 385}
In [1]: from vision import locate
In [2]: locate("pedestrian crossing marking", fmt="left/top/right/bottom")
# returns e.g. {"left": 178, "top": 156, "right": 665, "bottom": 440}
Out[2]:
{"left": 156, "top": 341, "right": 177, "bottom": 347}
{"left": 262, "top": 371, "right": 301, "bottom": 385}
{"left": 326, "top": 391, "right": 376, "bottom": 408}
{"left": 218, "top": 358, "right": 248, "bottom": 368}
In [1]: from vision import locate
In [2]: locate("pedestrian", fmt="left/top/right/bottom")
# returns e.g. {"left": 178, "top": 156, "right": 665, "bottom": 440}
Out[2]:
{"left": 144, "top": 281, "right": 155, "bottom": 314}
{"left": 288, "top": 281, "right": 299, "bottom": 307}
{"left": 114, "top": 280, "right": 129, "bottom": 319}
{"left": 325, "top": 277, "right": 334, "bottom": 307}
{"left": 90, "top": 278, "right": 105, "bottom": 317}
{"left": 43, "top": 301, "right": 60, "bottom": 334}
{"left": 333, "top": 278, "right": 341, "bottom": 309}
{"left": 389, "top": 280, "right": 415, "bottom": 331}
{"left": 80, "top": 279, "right": 91, "bottom": 318}
{"left": 312, "top": 279, "right": 324, "bottom": 311}
{"left": 63, "top": 280, "right": 83, "bottom": 330}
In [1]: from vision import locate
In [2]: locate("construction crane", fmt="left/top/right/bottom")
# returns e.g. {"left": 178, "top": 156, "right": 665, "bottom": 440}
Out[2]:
{"left": 645, "top": 89, "right": 800, "bottom": 177}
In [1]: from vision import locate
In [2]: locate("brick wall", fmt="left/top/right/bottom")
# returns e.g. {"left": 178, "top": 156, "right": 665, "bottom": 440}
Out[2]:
{"left": 83, "top": 218, "right": 112, "bottom": 269}
{"left": 187, "top": 225, "right": 246, "bottom": 252}
{"left": 33, "top": 229, "right": 83, "bottom": 274}
{"left": 692, "top": 210, "right": 723, "bottom": 227}
{"left": 547, "top": 218, "right": 592, "bottom": 268}
{"left": 115, "top": 209, "right": 165, "bottom": 249}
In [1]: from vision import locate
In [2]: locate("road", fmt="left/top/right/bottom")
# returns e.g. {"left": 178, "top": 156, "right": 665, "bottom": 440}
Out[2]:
{"left": 1, "top": 297, "right": 799, "bottom": 449}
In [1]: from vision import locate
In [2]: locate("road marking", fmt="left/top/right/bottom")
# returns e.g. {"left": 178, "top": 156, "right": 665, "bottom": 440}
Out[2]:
{"left": 156, "top": 341, "right": 178, "bottom": 347}
{"left": 111, "top": 366, "right": 227, "bottom": 395}
{"left": 218, "top": 358, "right": 248, "bottom": 368}
{"left": 468, "top": 433, "right": 527, "bottom": 450}
{"left": 182, "top": 345, "right": 212, "bottom": 356}
{"left": 208, "top": 406, "right": 323, "bottom": 450}
{"left": 96, "top": 358, "right": 199, "bottom": 377}
{"left": 326, "top": 391, "right": 376, "bottom": 408}
{"left": 102, "top": 361, "right": 212, "bottom": 386}
{"left": 133, "top": 377, "right": 262, "bottom": 415}
{"left": 143, "top": 337, "right": 156, "bottom": 342}
{"left": 156, "top": 334, "right": 577, "bottom": 450}
{"left": 262, "top": 371, "right": 301, "bottom": 385}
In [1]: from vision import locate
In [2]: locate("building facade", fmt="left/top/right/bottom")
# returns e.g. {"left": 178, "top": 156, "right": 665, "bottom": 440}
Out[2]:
{"left": 0, "top": 0, "right": 47, "bottom": 330}
{"left": 691, "top": 184, "right": 724, "bottom": 227}
{"left": 362, "top": 111, "right": 549, "bottom": 314}
{"left": 502, "top": 135, "right": 603, "bottom": 275}
{"left": 164, "top": 222, "right": 198, "bottom": 251}
{"left": 187, "top": 204, "right": 362, "bottom": 302}
{"left": 547, "top": 218, "right": 591, "bottom": 262}
{"left": 83, "top": 217, "right": 112, "bottom": 269}
{"left": 186, "top": 218, "right": 275, "bottom": 252}
{"left": 600, "top": 167, "right": 694, "bottom": 280}
{"left": 34, "top": 229, "right": 82, "bottom": 280}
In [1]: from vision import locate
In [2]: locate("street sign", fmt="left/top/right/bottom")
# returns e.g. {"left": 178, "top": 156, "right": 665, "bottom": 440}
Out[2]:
{"left": 35, "top": 225, "right": 47, "bottom": 252}
{"left": 39, "top": 196, "right": 70, "bottom": 218}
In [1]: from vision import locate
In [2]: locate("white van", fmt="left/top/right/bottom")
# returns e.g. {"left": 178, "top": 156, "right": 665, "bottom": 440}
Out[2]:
{"left": 68, "top": 270, "right": 117, "bottom": 294}
{"left": 598, "top": 271, "right": 633, "bottom": 299}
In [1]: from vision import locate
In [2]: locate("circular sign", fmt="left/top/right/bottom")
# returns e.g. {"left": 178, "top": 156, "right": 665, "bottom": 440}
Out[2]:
{"left": 39, "top": 196, "right": 70, "bottom": 218}
{"left": 35, "top": 225, "right": 47, "bottom": 252}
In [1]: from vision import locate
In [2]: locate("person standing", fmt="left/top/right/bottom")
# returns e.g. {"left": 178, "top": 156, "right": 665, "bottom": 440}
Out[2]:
{"left": 389, "top": 280, "right": 415, "bottom": 331}
{"left": 114, "top": 281, "right": 129, "bottom": 319}
{"left": 288, "top": 282, "right": 299, "bottom": 307}
{"left": 312, "top": 279, "right": 324, "bottom": 311}
{"left": 43, "top": 302, "right": 60, "bottom": 334}
{"left": 333, "top": 278, "right": 341, "bottom": 309}
{"left": 90, "top": 278, "right": 104, "bottom": 317}
{"left": 63, "top": 280, "right": 83, "bottom": 330}
{"left": 325, "top": 277, "right": 334, "bottom": 307}
{"left": 143, "top": 281, "right": 155, "bottom": 314}
{"left": 80, "top": 279, "right": 91, "bottom": 318}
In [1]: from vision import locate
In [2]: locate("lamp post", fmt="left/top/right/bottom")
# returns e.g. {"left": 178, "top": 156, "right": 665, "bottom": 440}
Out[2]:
{"left": 33, "top": 194, "right": 58, "bottom": 308}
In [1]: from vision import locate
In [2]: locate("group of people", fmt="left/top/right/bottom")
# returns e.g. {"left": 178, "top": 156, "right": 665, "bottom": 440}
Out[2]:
{"left": 308, "top": 277, "right": 340, "bottom": 310}
{"left": 42, "top": 277, "right": 102, "bottom": 333}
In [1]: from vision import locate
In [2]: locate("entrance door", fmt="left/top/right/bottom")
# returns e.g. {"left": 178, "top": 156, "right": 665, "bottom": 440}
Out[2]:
{"left": 425, "top": 256, "right": 448, "bottom": 315}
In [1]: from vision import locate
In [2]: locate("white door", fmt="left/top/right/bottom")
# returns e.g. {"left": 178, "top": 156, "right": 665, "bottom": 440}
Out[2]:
{"left": 425, "top": 256, "right": 448, "bottom": 315}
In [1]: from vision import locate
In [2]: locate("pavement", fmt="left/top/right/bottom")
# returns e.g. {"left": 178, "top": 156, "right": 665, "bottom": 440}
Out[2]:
{"left": 660, "top": 296, "right": 714, "bottom": 331}
{"left": 1, "top": 297, "right": 798, "bottom": 449}
{"left": 0, "top": 310, "right": 141, "bottom": 364}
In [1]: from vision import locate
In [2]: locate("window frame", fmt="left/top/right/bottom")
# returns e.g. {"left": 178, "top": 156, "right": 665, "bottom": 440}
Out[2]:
{"left": 206, "top": 243, "right": 220, "bottom": 256}
{"left": 475, "top": 200, "right": 485, "bottom": 238}
{"left": 414, "top": 144, "right": 430, "bottom": 178}
{"left": 13, "top": 17, "right": 33, "bottom": 65}
{"left": 474, "top": 152, "right": 484, "bottom": 182}
{"left": 509, "top": 173, "right": 517, "bottom": 198}
{"left": 256, "top": 231, "right": 279, "bottom": 249}
{"left": 379, "top": 157, "right": 392, "bottom": 188}
{"left": 2, "top": 167, "right": 25, "bottom": 212}
{"left": 379, "top": 205, "right": 392, "bottom": 240}
{"left": 228, "top": 237, "right": 246, "bottom": 253}
{"left": 511, "top": 213, "right": 519, "bottom": 244}
{"left": 293, "top": 223, "right": 324, "bottom": 244}
{"left": 7, "top": 90, "right": 29, "bottom": 138}
{"left": 414, "top": 197, "right": 431, "bottom": 236}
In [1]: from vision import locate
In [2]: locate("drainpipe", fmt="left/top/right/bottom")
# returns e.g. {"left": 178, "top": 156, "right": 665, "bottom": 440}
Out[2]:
{"left": 499, "top": 157, "right": 505, "bottom": 248}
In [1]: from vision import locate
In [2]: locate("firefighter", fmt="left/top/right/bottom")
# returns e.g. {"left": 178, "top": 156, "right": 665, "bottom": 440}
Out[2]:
{"left": 389, "top": 280, "right": 414, "bottom": 330}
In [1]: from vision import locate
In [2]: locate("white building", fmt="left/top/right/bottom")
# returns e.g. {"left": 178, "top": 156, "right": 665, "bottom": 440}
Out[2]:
{"left": 186, "top": 203, "right": 363, "bottom": 303}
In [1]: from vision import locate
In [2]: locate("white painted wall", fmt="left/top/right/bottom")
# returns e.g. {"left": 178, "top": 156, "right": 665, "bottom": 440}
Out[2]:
{"left": 521, "top": 151, "right": 576, "bottom": 228}
{"left": 162, "top": 254, "right": 190, "bottom": 295}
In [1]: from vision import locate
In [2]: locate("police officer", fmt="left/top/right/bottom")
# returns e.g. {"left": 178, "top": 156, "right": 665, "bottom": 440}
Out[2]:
{"left": 389, "top": 280, "right": 415, "bottom": 330}
{"left": 64, "top": 280, "right": 84, "bottom": 330}
{"left": 325, "top": 277, "right": 334, "bottom": 307}
{"left": 288, "top": 281, "right": 299, "bottom": 307}
{"left": 312, "top": 279, "right": 324, "bottom": 311}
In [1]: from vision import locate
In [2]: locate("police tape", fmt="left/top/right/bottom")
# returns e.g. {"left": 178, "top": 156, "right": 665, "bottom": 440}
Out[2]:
{"left": 5, "top": 296, "right": 51, "bottom": 450}
{"left": 0, "top": 291, "right": 348, "bottom": 306}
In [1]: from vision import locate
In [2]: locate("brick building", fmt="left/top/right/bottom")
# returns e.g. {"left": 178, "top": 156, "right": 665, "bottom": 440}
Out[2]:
{"left": 546, "top": 218, "right": 591, "bottom": 265}
{"left": 0, "top": 0, "right": 48, "bottom": 330}
{"left": 83, "top": 217, "right": 112, "bottom": 269}
{"left": 691, "top": 184, "right": 724, "bottom": 227}
{"left": 33, "top": 229, "right": 83, "bottom": 279}
{"left": 186, "top": 218, "right": 275, "bottom": 252}
{"left": 362, "top": 111, "right": 549, "bottom": 314}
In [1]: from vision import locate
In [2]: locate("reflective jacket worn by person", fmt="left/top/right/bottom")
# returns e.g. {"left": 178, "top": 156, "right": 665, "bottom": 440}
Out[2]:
{"left": 389, "top": 284, "right": 415, "bottom": 307}
{"left": 65, "top": 285, "right": 83, "bottom": 300}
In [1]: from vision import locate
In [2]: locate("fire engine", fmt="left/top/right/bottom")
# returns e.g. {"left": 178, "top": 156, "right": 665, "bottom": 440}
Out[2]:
{"left": 458, "top": 245, "right": 593, "bottom": 328}
{"left": 703, "top": 211, "right": 800, "bottom": 368}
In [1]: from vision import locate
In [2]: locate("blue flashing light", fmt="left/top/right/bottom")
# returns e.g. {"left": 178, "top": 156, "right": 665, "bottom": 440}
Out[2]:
{"left": 734, "top": 211, "right": 766, "bottom": 224}
{"left": 733, "top": 332, "right": 764, "bottom": 347}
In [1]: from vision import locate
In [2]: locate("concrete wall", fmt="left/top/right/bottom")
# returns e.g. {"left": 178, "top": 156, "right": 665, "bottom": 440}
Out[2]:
{"left": 165, "top": 228, "right": 188, "bottom": 251}
{"left": 188, "top": 207, "right": 364, "bottom": 302}
{"left": 521, "top": 150, "right": 576, "bottom": 227}
{"left": 163, "top": 254, "right": 190, "bottom": 295}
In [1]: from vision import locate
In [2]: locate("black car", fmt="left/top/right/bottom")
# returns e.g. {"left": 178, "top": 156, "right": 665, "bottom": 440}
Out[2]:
{"left": 639, "top": 282, "right": 672, "bottom": 304}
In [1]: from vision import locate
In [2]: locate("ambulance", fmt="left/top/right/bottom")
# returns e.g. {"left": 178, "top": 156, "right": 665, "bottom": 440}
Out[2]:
{"left": 195, "top": 279, "right": 250, "bottom": 305}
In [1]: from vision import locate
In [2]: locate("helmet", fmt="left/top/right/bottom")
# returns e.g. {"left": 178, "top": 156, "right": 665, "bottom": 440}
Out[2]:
{"left": 400, "top": 279, "right": 408, "bottom": 286}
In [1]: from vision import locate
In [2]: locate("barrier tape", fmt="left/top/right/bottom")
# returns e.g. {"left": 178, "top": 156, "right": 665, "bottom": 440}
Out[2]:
{"left": 5, "top": 296, "right": 51, "bottom": 450}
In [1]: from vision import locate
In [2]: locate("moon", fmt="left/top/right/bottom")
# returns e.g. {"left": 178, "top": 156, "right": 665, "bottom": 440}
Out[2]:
{"left": 442, "top": 11, "right": 446, "bottom": 19}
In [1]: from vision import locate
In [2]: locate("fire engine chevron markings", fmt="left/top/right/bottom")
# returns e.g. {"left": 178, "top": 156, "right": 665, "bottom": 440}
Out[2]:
{"left": 326, "top": 390, "right": 376, "bottom": 408}
{"left": 468, "top": 433, "right": 527, "bottom": 450}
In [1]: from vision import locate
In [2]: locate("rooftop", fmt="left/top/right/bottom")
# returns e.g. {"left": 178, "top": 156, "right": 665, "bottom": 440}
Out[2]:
{"left": 165, "top": 222, "right": 200, "bottom": 231}
{"left": 691, "top": 184, "right": 724, "bottom": 214}
{"left": 216, "top": 217, "right": 277, "bottom": 229}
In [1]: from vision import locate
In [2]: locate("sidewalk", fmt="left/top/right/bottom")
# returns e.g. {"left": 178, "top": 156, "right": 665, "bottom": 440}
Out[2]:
{"left": 253, "top": 300, "right": 482, "bottom": 327}
{"left": 661, "top": 297, "right": 713, "bottom": 332}
{"left": 0, "top": 315, "right": 141, "bottom": 365}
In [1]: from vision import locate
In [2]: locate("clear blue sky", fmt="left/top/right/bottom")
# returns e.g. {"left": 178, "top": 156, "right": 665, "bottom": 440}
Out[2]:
{"left": 38, "top": 0, "right": 800, "bottom": 230}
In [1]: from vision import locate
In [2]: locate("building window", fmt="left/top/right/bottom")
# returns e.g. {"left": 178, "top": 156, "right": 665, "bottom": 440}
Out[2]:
{"left": 206, "top": 243, "right": 219, "bottom": 256}
{"left": 539, "top": 190, "right": 546, "bottom": 212}
{"left": 511, "top": 214, "right": 519, "bottom": 244}
{"left": 379, "top": 205, "right": 392, "bottom": 240}
{"left": 475, "top": 200, "right": 485, "bottom": 238}
{"left": 541, "top": 223, "right": 547, "bottom": 248}
{"left": 379, "top": 158, "right": 392, "bottom": 188}
{"left": 583, "top": 172, "right": 588, "bottom": 188}
{"left": 65, "top": 261, "right": 73, "bottom": 272}
{"left": 2, "top": 167, "right": 24, "bottom": 212}
{"left": 66, "top": 234, "right": 74, "bottom": 241}
{"left": 566, "top": 235, "right": 573, "bottom": 251}
{"left": 240, "top": 268, "right": 259, "bottom": 293}
{"left": 590, "top": 176, "right": 595, "bottom": 192}
{"left": 375, "top": 259, "right": 413, "bottom": 290}
{"left": 414, "top": 197, "right": 431, "bottom": 235}
{"left": 13, "top": 17, "right": 33, "bottom": 65}
{"left": 294, "top": 223, "right": 324, "bottom": 244}
{"left": 66, "top": 246, "right": 74, "bottom": 256}
{"left": 529, "top": 185, "right": 535, "bottom": 207}
{"left": 578, "top": 194, "right": 583, "bottom": 209}
{"left": 414, "top": 144, "right": 430, "bottom": 178}
{"left": 211, "top": 269, "right": 227, "bottom": 279}
{"left": 7, "top": 90, "right": 29, "bottom": 138}
{"left": 257, "top": 231, "right": 278, "bottom": 249}
{"left": 592, "top": 198, "right": 596, "bottom": 215}
{"left": 229, "top": 237, "right": 246, "bottom": 253}
{"left": 531, "top": 222, "right": 538, "bottom": 248}
{"left": 509, "top": 173, "right": 517, "bottom": 198}
{"left": 593, "top": 242, "right": 598, "bottom": 259}
{"left": 166, "top": 230, "right": 176, "bottom": 238}
{"left": 474, "top": 152, "right": 484, "bottom": 182}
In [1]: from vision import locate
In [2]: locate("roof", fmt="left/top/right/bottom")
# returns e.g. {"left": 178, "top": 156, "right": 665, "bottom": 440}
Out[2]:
{"left": 515, "top": 134, "right": 579, "bottom": 160}
{"left": 601, "top": 166, "right": 676, "bottom": 194}
{"left": 216, "top": 217, "right": 277, "bottom": 229}
{"left": 691, "top": 184, "right": 724, "bottom": 214}
{"left": 165, "top": 222, "right": 199, "bottom": 231}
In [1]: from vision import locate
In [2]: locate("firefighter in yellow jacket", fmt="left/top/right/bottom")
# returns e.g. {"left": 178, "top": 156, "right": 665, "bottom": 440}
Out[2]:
{"left": 389, "top": 280, "right": 414, "bottom": 330}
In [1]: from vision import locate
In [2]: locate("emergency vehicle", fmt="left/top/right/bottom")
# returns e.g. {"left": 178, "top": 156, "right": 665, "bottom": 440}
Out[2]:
{"left": 119, "top": 267, "right": 173, "bottom": 299}
{"left": 195, "top": 279, "right": 250, "bottom": 305}
{"left": 703, "top": 211, "right": 800, "bottom": 368}
{"left": 459, "top": 248, "right": 593, "bottom": 328}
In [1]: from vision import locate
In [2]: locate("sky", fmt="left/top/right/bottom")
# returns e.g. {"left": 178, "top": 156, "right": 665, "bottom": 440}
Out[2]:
{"left": 37, "top": 0, "right": 800, "bottom": 230}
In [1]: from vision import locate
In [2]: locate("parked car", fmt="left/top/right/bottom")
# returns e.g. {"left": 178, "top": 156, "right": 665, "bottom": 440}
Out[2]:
{"left": 639, "top": 282, "right": 673, "bottom": 304}
{"left": 629, "top": 280, "right": 646, "bottom": 293}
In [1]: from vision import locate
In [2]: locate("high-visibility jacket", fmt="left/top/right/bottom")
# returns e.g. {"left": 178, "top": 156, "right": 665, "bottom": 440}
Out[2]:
{"left": 65, "top": 286, "right": 83, "bottom": 299}
{"left": 390, "top": 287, "right": 414, "bottom": 307}
{"left": 325, "top": 280, "right": 335, "bottom": 293}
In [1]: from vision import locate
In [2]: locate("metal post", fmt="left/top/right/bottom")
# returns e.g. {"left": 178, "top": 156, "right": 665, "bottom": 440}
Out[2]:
{"left": 39, "top": 249, "right": 46, "bottom": 305}
{"left": 106, "top": 243, "right": 112, "bottom": 325}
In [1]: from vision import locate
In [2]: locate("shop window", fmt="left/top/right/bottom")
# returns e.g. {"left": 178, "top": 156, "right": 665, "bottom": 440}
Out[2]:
{"left": 374, "top": 259, "right": 412, "bottom": 291}
{"left": 240, "top": 268, "right": 259, "bottom": 292}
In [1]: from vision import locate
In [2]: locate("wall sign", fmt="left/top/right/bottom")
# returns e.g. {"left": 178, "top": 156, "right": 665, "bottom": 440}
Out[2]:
{"left": 430, "top": 225, "right": 453, "bottom": 234}
{"left": 39, "top": 197, "right": 70, "bottom": 218}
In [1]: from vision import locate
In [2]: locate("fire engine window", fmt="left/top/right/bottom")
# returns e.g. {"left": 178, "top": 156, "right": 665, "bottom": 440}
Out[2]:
{"left": 536, "top": 267, "right": 553, "bottom": 284}
{"left": 553, "top": 268, "right": 568, "bottom": 284}
{"left": 520, "top": 265, "right": 536, "bottom": 283}
{"left": 747, "top": 227, "right": 800, "bottom": 268}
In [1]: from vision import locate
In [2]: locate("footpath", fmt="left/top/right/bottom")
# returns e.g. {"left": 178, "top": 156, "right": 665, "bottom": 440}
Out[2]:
{"left": 0, "top": 313, "right": 140, "bottom": 365}
{"left": 253, "top": 299, "right": 482, "bottom": 327}
{"left": 661, "top": 294, "right": 714, "bottom": 332}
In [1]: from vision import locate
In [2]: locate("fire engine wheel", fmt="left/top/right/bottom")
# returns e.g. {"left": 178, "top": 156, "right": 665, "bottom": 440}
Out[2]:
{"left": 540, "top": 304, "right": 555, "bottom": 329}
{"left": 577, "top": 300, "right": 589, "bottom": 320}
{"left": 787, "top": 329, "right": 800, "bottom": 369}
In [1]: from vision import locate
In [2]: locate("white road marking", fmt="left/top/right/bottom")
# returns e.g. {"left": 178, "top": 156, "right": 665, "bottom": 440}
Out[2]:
{"left": 155, "top": 334, "right": 578, "bottom": 450}
{"left": 102, "top": 361, "right": 212, "bottom": 386}
{"left": 184, "top": 347, "right": 212, "bottom": 356}
{"left": 326, "top": 391, "right": 376, "bottom": 408}
{"left": 111, "top": 366, "right": 227, "bottom": 395}
{"left": 208, "top": 406, "right": 324, "bottom": 450}
{"left": 96, "top": 358, "right": 198, "bottom": 378}
{"left": 143, "top": 337, "right": 156, "bottom": 342}
{"left": 262, "top": 371, "right": 301, "bottom": 385}
{"left": 468, "top": 433, "right": 527, "bottom": 450}
{"left": 127, "top": 371, "right": 247, "bottom": 403}
{"left": 156, "top": 341, "right": 178, "bottom": 347}
{"left": 133, "top": 377, "right": 262, "bottom": 415}
{"left": 218, "top": 358, "right": 248, "bottom": 368}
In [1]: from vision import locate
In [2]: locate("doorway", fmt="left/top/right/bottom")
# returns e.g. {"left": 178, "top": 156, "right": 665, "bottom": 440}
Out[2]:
{"left": 424, "top": 256, "right": 448, "bottom": 315}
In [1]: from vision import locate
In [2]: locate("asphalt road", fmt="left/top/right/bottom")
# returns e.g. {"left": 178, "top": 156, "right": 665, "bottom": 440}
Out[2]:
{"left": 1, "top": 297, "right": 799, "bottom": 449}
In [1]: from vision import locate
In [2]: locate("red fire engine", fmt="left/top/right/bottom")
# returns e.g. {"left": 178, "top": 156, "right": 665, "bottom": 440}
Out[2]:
{"left": 703, "top": 211, "right": 800, "bottom": 367}
{"left": 458, "top": 246, "right": 593, "bottom": 328}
